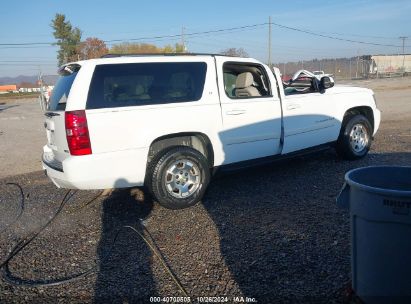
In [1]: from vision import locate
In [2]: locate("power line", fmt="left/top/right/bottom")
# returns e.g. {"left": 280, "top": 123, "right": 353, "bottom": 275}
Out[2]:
{"left": 0, "top": 42, "right": 54, "bottom": 46}
{"left": 104, "top": 23, "right": 267, "bottom": 44}
{"left": 0, "top": 45, "right": 57, "bottom": 49}
{"left": 268, "top": 21, "right": 405, "bottom": 48}
{"left": 0, "top": 56, "right": 56, "bottom": 59}
{"left": 303, "top": 30, "right": 405, "bottom": 40}
{"left": 0, "top": 60, "right": 56, "bottom": 63}
{"left": 0, "top": 63, "right": 56, "bottom": 66}
{"left": 0, "top": 23, "right": 267, "bottom": 47}
{"left": 190, "top": 34, "right": 387, "bottom": 55}
{"left": 0, "top": 21, "right": 409, "bottom": 51}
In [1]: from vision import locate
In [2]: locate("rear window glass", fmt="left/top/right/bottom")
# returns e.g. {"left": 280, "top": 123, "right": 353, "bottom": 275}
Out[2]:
{"left": 86, "top": 62, "right": 207, "bottom": 109}
{"left": 48, "top": 67, "right": 79, "bottom": 111}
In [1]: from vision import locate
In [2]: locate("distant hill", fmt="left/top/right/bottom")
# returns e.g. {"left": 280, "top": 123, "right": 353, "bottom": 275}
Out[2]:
{"left": 0, "top": 75, "right": 58, "bottom": 86}
{"left": 0, "top": 75, "right": 37, "bottom": 85}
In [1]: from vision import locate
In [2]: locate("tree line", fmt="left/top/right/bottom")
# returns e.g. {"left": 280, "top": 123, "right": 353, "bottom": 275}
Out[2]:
{"left": 52, "top": 14, "right": 248, "bottom": 66}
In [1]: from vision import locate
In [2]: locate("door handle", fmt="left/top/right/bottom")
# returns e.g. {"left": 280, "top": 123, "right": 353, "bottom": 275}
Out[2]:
{"left": 286, "top": 103, "right": 301, "bottom": 110}
{"left": 226, "top": 109, "right": 246, "bottom": 115}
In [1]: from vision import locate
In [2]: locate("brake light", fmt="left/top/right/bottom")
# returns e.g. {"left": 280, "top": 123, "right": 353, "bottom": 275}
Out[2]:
{"left": 65, "top": 110, "right": 92, "bottom": 155}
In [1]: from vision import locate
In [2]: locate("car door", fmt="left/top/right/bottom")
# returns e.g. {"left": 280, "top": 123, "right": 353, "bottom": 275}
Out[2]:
{"left": 215, "top": 58, "right": 282, "bottom": 164}
{"left": 281, "top": 88, "right": 340, "bottom": 154}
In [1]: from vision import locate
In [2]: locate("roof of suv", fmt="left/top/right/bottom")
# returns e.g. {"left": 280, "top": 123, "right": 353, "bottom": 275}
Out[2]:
{"left": 59, "top": 54, "right": 262, "bottom": 74}
{"left": 65, "top": 53, "right": 251, "bottom": 65}
{"left": 100, "top": 53, "right": 239, "bottom": 58}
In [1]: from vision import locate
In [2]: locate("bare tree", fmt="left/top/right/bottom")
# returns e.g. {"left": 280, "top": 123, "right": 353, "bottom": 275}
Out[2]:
{"left": 110, "top": 42, "right": 185, "bottom": 54}
{"left": 110, "top": 42, "right": 161, "bottom": 54}
{"left": 220, "top": 48, "right": 249, "bottom": 57}
{"left": 163, "top": 43, "right": 185, "bottom": 53}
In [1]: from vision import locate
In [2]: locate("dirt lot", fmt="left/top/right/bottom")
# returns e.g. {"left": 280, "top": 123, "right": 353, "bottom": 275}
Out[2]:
{"left": 0, "top": 99, "right": 45, "bottom": 178}
{"left": 0, "top": 77, "right": 410, "bottom": 303}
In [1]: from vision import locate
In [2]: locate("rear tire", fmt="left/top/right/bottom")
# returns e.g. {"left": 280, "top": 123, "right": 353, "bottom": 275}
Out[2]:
{"left": 147, "top": 146, "right": 210, "bottom": 209}
{"left": 336, "top": 114, "right": 372, "bottom": 160}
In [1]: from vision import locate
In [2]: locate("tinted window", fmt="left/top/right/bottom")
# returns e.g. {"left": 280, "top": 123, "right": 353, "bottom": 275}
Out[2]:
{"left": 48, "top": 71, "right": 78, "bottom": 111}
{"left": 86, "top": 62, "right": 207, "bottom": 109}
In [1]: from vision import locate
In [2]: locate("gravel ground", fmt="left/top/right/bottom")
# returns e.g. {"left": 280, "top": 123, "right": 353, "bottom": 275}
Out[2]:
{"left": 0, "top": 78, "right": 410, "bottom": 303}
{"left": 0, "top": 99, "right": 45, "bottom": 178}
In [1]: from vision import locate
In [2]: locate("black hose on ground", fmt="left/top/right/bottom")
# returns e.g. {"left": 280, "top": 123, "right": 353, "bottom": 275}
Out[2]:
{"left": 0, "top": 184, "right": 189, "bottom": 297}
{"left": 0, "top": 183, "right": 25, "bottom": 234}
{"left": 0, "top": 189, "right": 78, "bottom": 286}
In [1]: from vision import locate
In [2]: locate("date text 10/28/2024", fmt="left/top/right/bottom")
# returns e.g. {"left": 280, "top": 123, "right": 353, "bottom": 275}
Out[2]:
{"left": 150, "top": 296, "right": 258, "bottom": 303}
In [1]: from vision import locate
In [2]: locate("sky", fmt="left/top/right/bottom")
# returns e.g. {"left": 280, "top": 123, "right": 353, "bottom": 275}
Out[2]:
{"left": 0, "top": 0, "right": 410, "bottom": 77}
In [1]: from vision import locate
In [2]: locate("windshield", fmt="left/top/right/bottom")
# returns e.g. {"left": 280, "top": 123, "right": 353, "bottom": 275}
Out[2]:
{"left": 48, "top": 66, "right": 79, "bottom": 111}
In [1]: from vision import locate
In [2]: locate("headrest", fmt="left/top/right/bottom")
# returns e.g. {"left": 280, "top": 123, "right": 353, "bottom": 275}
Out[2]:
{"left": 235, "top": 72, "right": 254, "bottom": 89}
{"left": 135, "top": 84, "right": 145, "bottom": 95}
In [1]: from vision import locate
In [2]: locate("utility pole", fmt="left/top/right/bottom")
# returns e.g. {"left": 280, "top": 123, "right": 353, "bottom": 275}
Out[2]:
{"left": 268, "top": 16, "right": 272, "bottom": 69}
{"left": 356, "top": 50, "right": 360, "bottom": 79}
{"left": 334, "top": 58, "right": 337, "bottom": 78}
{"left": 399, "top": 36, "right": 407, "bottom": 76}
{"left": 38, "top": 69, "right": 46, "bottom": 111}
{"left": 181, "top": 26, "right": 186, "bottom": 53}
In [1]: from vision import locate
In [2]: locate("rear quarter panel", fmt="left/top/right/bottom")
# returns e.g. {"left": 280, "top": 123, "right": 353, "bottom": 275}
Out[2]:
{"left": 65, "top": 63, "right": 96, "bottom": 111}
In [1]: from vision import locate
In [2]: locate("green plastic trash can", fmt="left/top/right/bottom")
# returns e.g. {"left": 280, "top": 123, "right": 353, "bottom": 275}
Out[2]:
{"left": 337, "top": 166, "right": 411, "bottom": 304}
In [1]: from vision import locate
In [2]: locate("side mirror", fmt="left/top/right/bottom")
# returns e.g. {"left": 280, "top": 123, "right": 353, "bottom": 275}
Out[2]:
{"left": 320, "top": 76, "right": 334, "bottom": 90}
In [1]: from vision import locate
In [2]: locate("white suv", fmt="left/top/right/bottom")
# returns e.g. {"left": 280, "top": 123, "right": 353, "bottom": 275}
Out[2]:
{"left": 43, "top": 54, "right": 380, "bottom": 209}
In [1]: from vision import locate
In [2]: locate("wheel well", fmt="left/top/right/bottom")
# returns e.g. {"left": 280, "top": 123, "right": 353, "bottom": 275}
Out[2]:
{"left": 343, "top": 106, "right": 374, "bottom": 132}
{"left": 147, "top": 133, "right": 214, "bottom": 168}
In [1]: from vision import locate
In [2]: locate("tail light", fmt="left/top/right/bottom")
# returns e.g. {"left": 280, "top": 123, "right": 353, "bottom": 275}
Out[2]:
{"left": 65, "top": 110, "right": 92, "bottom": 155}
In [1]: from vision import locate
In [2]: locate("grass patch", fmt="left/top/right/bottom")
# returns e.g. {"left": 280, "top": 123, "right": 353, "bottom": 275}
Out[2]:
{"left": 0, "top": 92, "right": 40, "bottom": 102}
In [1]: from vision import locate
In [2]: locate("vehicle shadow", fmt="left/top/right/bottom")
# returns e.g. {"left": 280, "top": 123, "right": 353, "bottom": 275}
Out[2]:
{"left": 201, "top": 150, "right": 411, "bottom": 302}
{"left": 0, "top": 104, "right": 18, "bottom": 112}
{"left": 91, "top": 149, "right": 410, "bottom": 302}
{"left": 94, "top": 180, "right": 155, "bottom": 303}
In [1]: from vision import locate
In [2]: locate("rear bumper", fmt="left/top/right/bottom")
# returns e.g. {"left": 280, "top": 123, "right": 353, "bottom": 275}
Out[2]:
{"left": 42, "top": 145, "right": 148, "bottom": 189}
{"left": 43, "top": 152, "right": 63, "bottom": 172}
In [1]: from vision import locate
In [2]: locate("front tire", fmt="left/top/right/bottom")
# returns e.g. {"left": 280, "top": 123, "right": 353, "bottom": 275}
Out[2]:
{"left": 147, "top": 146, "right": 210, "bottom": 209}
{"left": 336, "top": 114, "right": 372, "bottom": 160}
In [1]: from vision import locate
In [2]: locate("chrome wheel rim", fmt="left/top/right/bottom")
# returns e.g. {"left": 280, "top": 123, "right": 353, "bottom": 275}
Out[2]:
{"left": 165, "top": 159, "right": 201, "bottom": 198}
{"left": 349, "top": 124, "right": 369, "bottom": 153}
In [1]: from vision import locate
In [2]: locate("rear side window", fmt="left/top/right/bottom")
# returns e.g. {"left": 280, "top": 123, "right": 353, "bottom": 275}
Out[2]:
{"left": 86, "top": 62, "right": 207, "bottom": 109}
{"left": 48, "top": 71, "right": 78, "bottom": 111}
